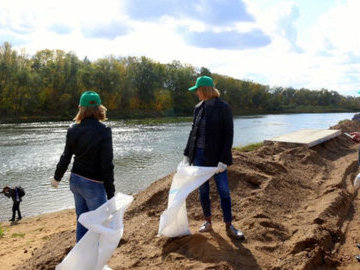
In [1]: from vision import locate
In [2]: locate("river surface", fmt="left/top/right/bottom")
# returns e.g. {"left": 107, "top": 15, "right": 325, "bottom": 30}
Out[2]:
{"left": 0, "top": 112, "right": 356, "bottom": 221}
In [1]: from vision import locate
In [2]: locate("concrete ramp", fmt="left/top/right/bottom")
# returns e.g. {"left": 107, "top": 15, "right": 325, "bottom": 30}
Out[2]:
{"left": 264, "top": 129, "right": 341, "bottom": 148}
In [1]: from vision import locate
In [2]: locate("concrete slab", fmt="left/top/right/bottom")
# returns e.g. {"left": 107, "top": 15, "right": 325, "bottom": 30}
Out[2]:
{"left": 264, "top": 129, "right": 341, "bottom": 148}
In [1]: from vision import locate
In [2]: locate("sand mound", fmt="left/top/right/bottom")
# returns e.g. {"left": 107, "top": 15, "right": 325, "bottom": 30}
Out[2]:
{"left": 4, "top": 119, "right": 360, "bottom": 269}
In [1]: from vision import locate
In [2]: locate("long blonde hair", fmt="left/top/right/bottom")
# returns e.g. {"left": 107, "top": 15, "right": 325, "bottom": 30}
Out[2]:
{"left": 73, "top": 105, "right": 108, "bottom": 123}
{"left": 197, "top": 86, "right": 220, "bottom": 100}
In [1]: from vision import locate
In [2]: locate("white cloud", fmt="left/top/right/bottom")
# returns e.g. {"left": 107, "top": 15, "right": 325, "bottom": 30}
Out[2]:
{"left": 302, "top": 0, "right": 360, "bottom": 93}
{"left": 1, "top": 0, "right": 360, "bottom": 95}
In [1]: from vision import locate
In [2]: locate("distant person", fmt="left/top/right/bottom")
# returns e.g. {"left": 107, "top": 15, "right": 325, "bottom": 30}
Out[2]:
{"left": 1, "top": 186, "right": 25, "bottom": 221}
{"left": 49, "top": 91, "right": 115, "bottom": 242}
{"left": 183, "top": 75, "right": 245, "bottom": 240}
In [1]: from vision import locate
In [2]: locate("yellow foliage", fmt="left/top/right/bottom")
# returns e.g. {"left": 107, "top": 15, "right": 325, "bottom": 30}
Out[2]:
{"left": 129, "top": 96, "right": 141, "bottom": 110}
{"left": 154, "top": 89, "right": 173, "bottom": 111}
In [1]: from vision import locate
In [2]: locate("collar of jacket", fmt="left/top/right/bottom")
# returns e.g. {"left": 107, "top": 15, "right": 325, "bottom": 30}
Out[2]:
{"left": 81, "top": 117, "right": 98, "bottom": 123}
{"left": 195, "top": 100, "right": 204, "bottom": 108}
{"left": 204, "top": 97, "right": 219, "bottom": 106}
{"left": 195, "top": 97, "right": 220, "bottom": 108}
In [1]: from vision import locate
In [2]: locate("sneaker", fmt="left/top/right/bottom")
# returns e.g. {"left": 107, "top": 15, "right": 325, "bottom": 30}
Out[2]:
{"left": 356, "top": 255, "right": 360, "bottom": 262}
{"left": 199, "top": 221, "right": 212, "bottom": 232}
{"left": 357, "top": 243, "right": 360, "bottom": 250}
{"left": 226, "top": 225, "right": 245, "bottom": 241}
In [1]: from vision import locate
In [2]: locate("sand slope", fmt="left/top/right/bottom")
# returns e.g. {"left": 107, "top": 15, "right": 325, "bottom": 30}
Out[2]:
{"left": 2, "top": 119, "right": 360, "bottom": 270}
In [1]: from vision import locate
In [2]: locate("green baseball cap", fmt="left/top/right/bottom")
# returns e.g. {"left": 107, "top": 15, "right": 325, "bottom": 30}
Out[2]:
{"left": 188, "top": 76, "right": 214, "bottom": 91}
{"left": 79, "top": 91, "right": 101, "bottom": 107}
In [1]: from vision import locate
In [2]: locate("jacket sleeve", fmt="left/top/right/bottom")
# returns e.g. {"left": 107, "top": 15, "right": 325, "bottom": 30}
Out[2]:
{"left": 54, "top": 129, "right": 73, "bottom": 181}
{"left": 100, "top": 127, "right": 115, "bottom": 199}
{"left": 8, "top": 189, "right": 15, "bottom": 201}
{"left": 220, "top": 103, "right": 234, "bottom": 164}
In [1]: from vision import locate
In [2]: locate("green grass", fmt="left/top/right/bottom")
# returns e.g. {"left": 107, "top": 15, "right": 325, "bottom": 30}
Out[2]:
{"left": 11, "top": 232, "right": 25, "bottom": 238}
{"left": 0, "top": 224, "right": 4, "bottom": 238}
{"left": 234, "top": 142, "right": 264, "bottom": 152}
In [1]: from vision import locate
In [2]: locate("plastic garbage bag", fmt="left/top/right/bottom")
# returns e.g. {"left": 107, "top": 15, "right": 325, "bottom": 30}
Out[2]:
{"left": 158, "top": 162, "right": 217, "bottom": 238}
{"left": 354, "top": 173, "right": 360, "bottom": 190}
{"left": 56, "top": 192, "right": 134, "bottom": 270}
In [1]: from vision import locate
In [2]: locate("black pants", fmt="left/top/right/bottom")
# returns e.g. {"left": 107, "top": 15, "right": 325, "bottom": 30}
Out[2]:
{"left": 12, "top": 201, "right": 21, "bottom": 220}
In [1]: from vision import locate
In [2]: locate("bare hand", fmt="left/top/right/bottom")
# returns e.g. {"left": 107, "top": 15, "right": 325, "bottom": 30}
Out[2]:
{"left": 351, "top": 132, "right": 360, "bottom": 142}
{"left": 49, "top": 177, "right": 60, "bottom": 188}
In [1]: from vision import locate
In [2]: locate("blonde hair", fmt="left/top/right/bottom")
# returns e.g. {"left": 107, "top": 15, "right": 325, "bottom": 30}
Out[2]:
{"left": 73, "top": 105, "right": 108, "bottom": 123}
{"left": 197, "top": 86, "right": 220, "bottom": 100}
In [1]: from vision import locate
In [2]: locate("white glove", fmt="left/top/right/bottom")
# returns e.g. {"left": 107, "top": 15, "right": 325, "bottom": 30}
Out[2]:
{"left": 50, "top": 177, "right": 60, "bottom": 188}
{"left": 182, "top": 156, "right": 190, "bottom": 166}
{"left": 215, "top": 162, "right": 227, "bottom": 174}
{"left": 354, "top": 173, "right": 360, "bottom": 190}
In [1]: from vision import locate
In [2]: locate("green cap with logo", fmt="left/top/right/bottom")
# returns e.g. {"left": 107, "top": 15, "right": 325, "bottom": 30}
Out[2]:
{"left": 188, "top": 76, "right": 214, "bottom": 91}
{"left": 79, "top": 91, "right": 101, "bottom": 107}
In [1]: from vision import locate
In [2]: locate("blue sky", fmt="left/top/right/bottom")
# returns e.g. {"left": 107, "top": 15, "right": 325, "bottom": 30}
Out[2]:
{"left": 1, "top": 0, "right": 359, "bottom": 96}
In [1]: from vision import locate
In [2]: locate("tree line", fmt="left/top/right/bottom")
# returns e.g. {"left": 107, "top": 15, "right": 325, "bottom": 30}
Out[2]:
{"left": 1, "top": 42, "right": 359, "bottom": 121}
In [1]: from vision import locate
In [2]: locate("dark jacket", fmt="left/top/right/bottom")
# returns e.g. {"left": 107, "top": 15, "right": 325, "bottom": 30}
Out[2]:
{"left": 4, "top": 187, "right": 21, "bottom": 203}
{"left": 184, "top": 98, "right": 233, "bottom": 166}
{"left": 55, "top": 117, "right": 115, "bottom": 199}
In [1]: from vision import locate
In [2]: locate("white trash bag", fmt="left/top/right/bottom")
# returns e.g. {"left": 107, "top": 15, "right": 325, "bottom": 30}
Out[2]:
{"left": 354, "top": 173, "right": 360, "bottom": 190}
{"left": 158, "top": 162, "right": 217, "bottom": 238}
{"left": 56, "top": 192, "right": 134, "bottom": 270}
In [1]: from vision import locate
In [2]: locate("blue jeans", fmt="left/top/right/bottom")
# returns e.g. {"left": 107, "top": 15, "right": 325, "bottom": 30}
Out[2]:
{"left": 70, "top": 173, "right": 107, "bottom": 242}
{"left": 193, "top": 148, "right": 232, "bottom": 223}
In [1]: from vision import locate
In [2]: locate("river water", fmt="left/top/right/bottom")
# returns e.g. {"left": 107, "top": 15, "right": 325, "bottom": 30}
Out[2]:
{"left": 0, "top": 112, "right": 356, "bottom": 221}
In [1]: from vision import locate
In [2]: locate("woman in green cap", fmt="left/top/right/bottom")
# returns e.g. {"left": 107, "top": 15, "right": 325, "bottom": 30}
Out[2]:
{"left": 184, "top": 76, "right": 245, "bottom": 241}
{"left": 50, "top": 91, "right": 115, "bottom": 242}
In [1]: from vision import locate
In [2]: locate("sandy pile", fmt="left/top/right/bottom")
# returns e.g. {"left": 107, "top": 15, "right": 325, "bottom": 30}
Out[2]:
{"left": 2, "top": 119, "right": 360, "bottom": 270}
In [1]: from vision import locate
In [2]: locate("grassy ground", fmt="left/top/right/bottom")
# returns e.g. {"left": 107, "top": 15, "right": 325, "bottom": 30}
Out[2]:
{"left": 234, "top": 142, "right": 264, "bottom": 152}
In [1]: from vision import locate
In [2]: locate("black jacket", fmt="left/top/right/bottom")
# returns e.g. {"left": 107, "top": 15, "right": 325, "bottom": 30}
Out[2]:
{"left": 184, "top": 98, "right": 233, "bottom": 166}
{"left": 55, "top": 117, "right": 115, "bottom": 199}
{"left": 4, "top": 187, "right": 21, "bottom": 202}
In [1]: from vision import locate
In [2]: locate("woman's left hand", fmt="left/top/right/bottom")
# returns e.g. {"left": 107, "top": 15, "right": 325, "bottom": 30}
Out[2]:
{"left": 182, "top": 156, "right": 190, "bottom": 166}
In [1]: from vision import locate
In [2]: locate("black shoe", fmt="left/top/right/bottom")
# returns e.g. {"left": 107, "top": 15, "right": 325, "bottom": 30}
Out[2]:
{"left": 17, "top": 216, "right": 22, "bottom": 220}
{"left": 9, "top": 218, "right": 15, "bottom": 222}
{"left": 355, "top": 255, "right": 360, "bottom": 262}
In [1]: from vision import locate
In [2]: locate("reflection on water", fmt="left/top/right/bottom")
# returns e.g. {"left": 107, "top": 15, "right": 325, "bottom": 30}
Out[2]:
{"left": 0, "top": 112, "right": 355, "bottom": 221}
